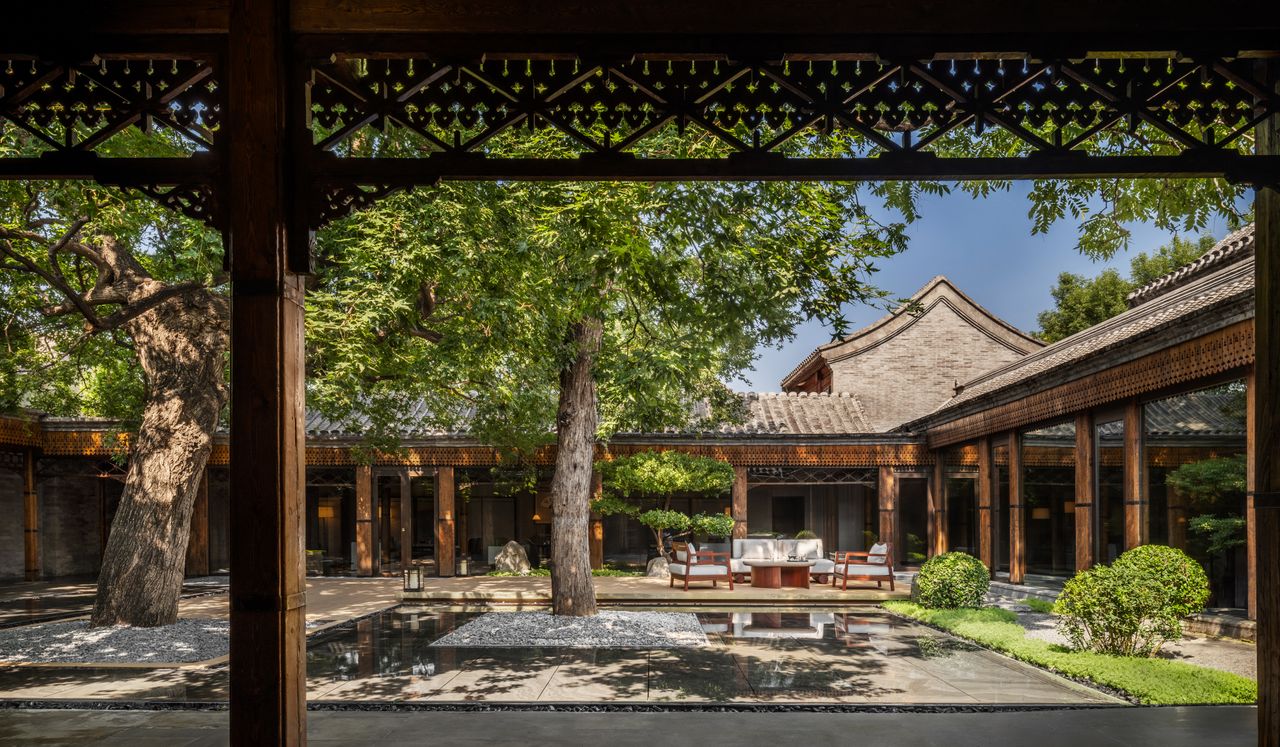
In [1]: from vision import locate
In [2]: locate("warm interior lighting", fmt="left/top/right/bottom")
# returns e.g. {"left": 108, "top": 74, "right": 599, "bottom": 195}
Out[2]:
{"left": 317, "top": 506, "right": 336, "bottom": 519}
{"left": 1063, "top": 501, "right": 1076, "bottom": 513}
{"left": 531, "top": 513, "right": 542, "bottom": 522}
{"left": 1031, "top": 507, "right": 1051, "bottom": 520}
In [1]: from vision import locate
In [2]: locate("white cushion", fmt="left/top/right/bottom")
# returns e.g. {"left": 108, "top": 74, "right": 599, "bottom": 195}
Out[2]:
{"left": 733, "top": 539, "right": 776, "bottom": 560}
{"left": 835, "top": 563, "right": 891, "bottom": 577}
{"left": 674, "top": 544, "right": 697, "bottom": 563}
{"left": 670, "top": 563, "right": 728, "bottom": 576}
{"left": 730, "top": 558, "right": 754, "bottom": 574}
{"left": 868, "top": 543, "right": 889, "bottom": 564}
{"left": 779, "top": 539, "right": 823, "bottom": 560}
{"left": 810, "top": 558, "right": 835, "bottom": 574}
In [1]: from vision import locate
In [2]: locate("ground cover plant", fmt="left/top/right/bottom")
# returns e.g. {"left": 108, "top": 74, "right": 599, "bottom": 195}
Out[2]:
{"left": 1055, "top": 545, "right": 1210, "bottom": 657}
{"left": 1024, "top": 598, "right": 1056, "bottom": 614}
{"left": 883, "top": 601, "right": 1256, "bottom": 705}
{"left": 913, "top": 551, "right": 990, "bottom": 608}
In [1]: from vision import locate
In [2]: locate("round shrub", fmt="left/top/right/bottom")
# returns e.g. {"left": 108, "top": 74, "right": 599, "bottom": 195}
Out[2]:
{"left": 1055, "top": 544, "right": 1209, "bottom": 657}
{"left": 914, "top": 552, "right": 990, "bottom": 609}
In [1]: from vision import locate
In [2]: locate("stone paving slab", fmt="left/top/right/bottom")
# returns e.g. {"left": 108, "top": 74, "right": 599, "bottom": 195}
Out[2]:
{"left": 0, "top": 707, "right": 1258, "bottom": 746}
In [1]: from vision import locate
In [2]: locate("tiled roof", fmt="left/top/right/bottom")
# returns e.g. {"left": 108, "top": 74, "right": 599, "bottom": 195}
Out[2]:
{"left": 309, "top": 391, "right": 877, "bottom": 439}
{"left": 700, "top": 392, "right": 874, "bottom": 435}
{"left": 1126, "top": 225, "right": 1255, "bottom": 308}
{"left": 909, "top": 245, "right": 1254, "bottom": 428}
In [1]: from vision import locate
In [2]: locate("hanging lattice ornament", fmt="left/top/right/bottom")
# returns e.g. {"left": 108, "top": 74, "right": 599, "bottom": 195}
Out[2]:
{"left": 0, "top": 56, "right": 220, "bottom": 152}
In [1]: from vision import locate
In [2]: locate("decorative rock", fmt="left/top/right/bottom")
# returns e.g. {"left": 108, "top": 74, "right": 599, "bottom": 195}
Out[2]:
{"left": 646, "top": 557, "right": 670, "bottom": 579}
{"left": 494, "top": 540, "right": 531, "bottom": 574}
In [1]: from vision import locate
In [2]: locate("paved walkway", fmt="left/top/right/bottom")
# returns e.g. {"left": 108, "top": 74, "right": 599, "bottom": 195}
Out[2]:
{"left": 0, "top": 706, "right": 1257, "bottom": 746}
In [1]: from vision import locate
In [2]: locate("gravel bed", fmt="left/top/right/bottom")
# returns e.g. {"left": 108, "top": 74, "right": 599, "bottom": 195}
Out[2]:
{"left": 430, "top": 611, "right": 708, "bottom": 648}
{"left": 0, "top": 618, "right": 230, "bottom": 664}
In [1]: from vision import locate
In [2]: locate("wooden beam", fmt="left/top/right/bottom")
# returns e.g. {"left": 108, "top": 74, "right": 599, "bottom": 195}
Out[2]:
{"left": 1007, "top": 431, "right": 1026, "bottom": 584}
{"left": 1123, "top": 400, "right": 1146, "bottom": 550}
{"left": 1249, "top": 367, "right": 1258, "bottom": 621}
{"left": 878, "top": 466, "right": 898, "bottom": 562}
{"left": 227, "top": 0, "right": 306, "bottom": 743}
{"left": 288, "top": 1, "right": 1280, "bottom": 38}
{"left": 435, "top": 466, "right": 456, "bottom": 577}
{"left": 977, "top": 436, "right": 994, "bottom": 569}
{"left": 928, "top": 457, "right": 946, "bottom": 556}
{"left": 354, "top": 465, "right": 373, "bottom": 576}
{"left": 185, "top": 467, "right": 210, "bottom": 577}
{"left": 22, "top": 448, "right": 39, "bottom": 581}
{"left": 589, "top": 472, "right": 603, "bottom": 570}
{"left": 1254, "top": 57, "right": 1280, "bottom": 747}
{"left": 1074, "top": 413, "right": 1096, "bottom": 572}
{"left": 731, "top": 465, "right": 749, "bottom": 539}
{"left": 399, "top": 470, "right": 412, "bottom": 571}
{"left": 317, "top": 153, "right": 1280, "bottom": 188}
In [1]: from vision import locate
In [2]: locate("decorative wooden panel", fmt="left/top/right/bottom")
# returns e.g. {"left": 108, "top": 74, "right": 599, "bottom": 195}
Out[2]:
{"left": 0, "top": 416, "right": 41, "bottom": 448}
{"left": 927, "top": 320, "right": 1254, "bottom": 448}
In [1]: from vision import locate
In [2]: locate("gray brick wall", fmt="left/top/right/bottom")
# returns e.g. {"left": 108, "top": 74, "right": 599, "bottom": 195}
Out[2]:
{"left": 38, "top": 460, "right": 103, "bottom": 578}
{"left": 830, "top": 301, "right": 1029, "bottom": 430}
{"left": 0, "top": 471, "right": 24, "bottom": 580}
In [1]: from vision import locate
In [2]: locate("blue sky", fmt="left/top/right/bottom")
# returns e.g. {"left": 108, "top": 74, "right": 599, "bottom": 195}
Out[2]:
{"left": 739, "top": 184, "right": 1240, "bottom": 391}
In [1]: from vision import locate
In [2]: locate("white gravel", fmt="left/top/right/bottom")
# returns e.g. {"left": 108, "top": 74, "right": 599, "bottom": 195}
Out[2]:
{"left": 430, "top": 611, "right": 708, "bottom": 649}
{"left": 0, "top": 618, "right": 229, "bottom": 664}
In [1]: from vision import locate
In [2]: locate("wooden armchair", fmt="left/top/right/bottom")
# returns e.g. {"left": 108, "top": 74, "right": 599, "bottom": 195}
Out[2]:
{"left": 668, "top": 541, "right": 734, "bottom": 591}
{"left": 832, "top": 543, "right": 894, "bottom": 591}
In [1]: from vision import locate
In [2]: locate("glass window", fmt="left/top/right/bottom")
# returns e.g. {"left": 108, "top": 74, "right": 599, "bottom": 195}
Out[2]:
{"left": 1144, "top": 380, "right": 1248, "bottom": 608}
{"left": 1022, "top": 421, "right": 1076, "bottom": 575}
{"left": 1097, "top": 418, "right": 1125, "bottom": 563}
{"left": 898, "top": 477, "right": 929, "bottom": 566}
{"left": 944, "top": 447, "right": 979, "bottom": 556}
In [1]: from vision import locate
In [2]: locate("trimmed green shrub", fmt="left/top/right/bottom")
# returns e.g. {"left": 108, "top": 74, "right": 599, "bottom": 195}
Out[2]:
{"left": 914, "top": 551, "right": 990, "bottom": 609}
{"left": 795, "top": 529, "right": 818, "bottom": 539}
{"left": 692, "top": 512, "right": 735, "bottom": 539}
{"left": 1055, "top": 544, "right": 1209, "bottom": 657}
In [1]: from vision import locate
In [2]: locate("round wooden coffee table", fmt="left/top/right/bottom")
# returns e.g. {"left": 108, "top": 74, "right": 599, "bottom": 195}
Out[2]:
{"left": 743, "top": 559, "right": 817, "bottom": 589}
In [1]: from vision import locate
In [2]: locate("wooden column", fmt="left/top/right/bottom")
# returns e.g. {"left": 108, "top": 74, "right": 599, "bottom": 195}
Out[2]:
{"left": 227, "top": 0, "right": 307, "bottom": 741}
{"left": 731, "top": 465, "right": 749, "bottom": 539}
{"left": 1008, "top": 431, "right": 1026, "bottom": 584}
{"left": 977, "top": 436, "right": 994, "bottom": 569}
{"left": 185, "top": 467, "right": 210, "bottom": 577}
{"left": 399, "top": 470, "right": 412, "bottom": 571}
{"left": 1123, "top": 400, "right": 1146, "bottom": 550}
{"left": 1167, "top": 486, "right": 1188, "bottom": 550}
{"left": 589, "top": 472, "right": 604, "bottom": 570}
{"left": 878, "top": 466, "right": 898, "bottom": 560}
{"left": 22, "top": 448, "right": 39, "bottom": 581}
{"left": 1254, "top": 58, "right": 1280, "bottom": 746}
{"left": 1249, "top": 367, "right": 1258, "bottom": 620}
{"left": 436, "top": 466, "right": 456, "bottom": 576}
{"left": 927, "top": 457, "right": 946, "bottom": 556}
{"left": 355, "top": 465, "right": 373, "bottom": 577}
{"left": 1074, "top": 412, "right": 1095, "bottom": 572}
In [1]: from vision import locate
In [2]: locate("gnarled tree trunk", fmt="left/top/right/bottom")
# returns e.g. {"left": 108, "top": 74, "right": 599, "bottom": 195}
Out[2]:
{"left": 89, "top": 259, "right": 229, "bottom": 626}
{"left": 549, "top": 317, "right": 602, "bottom": 617}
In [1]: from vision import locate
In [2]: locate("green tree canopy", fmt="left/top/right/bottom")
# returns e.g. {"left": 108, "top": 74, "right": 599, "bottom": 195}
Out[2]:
{"left": 1035, "top": 234, "right": 1217, "bottom": 343}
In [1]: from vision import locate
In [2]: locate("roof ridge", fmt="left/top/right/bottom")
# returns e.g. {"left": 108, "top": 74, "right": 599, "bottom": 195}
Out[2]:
{"left": 1126, "top": 224, "right": 1254, "bottom": 307}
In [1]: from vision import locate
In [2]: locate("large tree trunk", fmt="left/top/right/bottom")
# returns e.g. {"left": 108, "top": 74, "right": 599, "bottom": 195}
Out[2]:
{"left": 91, "top": 282, "right": 229, "bottom": 627}
{"left": 549, "top": 317, "right": 602, "bottom": 617}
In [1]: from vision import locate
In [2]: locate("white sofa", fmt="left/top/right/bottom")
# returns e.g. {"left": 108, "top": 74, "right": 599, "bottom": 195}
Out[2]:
{"left": 730, "top": 538, "right": 836, "bottom": 582}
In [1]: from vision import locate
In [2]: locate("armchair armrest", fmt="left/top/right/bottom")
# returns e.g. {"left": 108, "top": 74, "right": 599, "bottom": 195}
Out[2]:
{"left": 834, "top": 551, "right": 894, "bottom": 568}
{"left": 694, "top": 550, "right": 730, "bottom": 565}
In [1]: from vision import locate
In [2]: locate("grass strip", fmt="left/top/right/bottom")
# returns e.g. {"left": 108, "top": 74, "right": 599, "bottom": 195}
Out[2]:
{"left": 883, "top": 600, "right": 1257, "bottom": 705}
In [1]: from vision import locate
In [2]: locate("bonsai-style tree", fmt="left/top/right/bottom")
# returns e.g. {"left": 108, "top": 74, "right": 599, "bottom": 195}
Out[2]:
{"left": 592, "top": 451, "right": 735, "bottom": 560}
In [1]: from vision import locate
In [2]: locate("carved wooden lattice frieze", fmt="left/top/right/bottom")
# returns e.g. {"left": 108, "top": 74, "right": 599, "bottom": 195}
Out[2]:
{"left": 746, "top": 466, "right": 877, "bottom": 485}
{"left": 308, "top": 54, "right": 1276, "bottom": 162}
{"left": 0, "top": 56, "right": 220, "bottom": 152}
